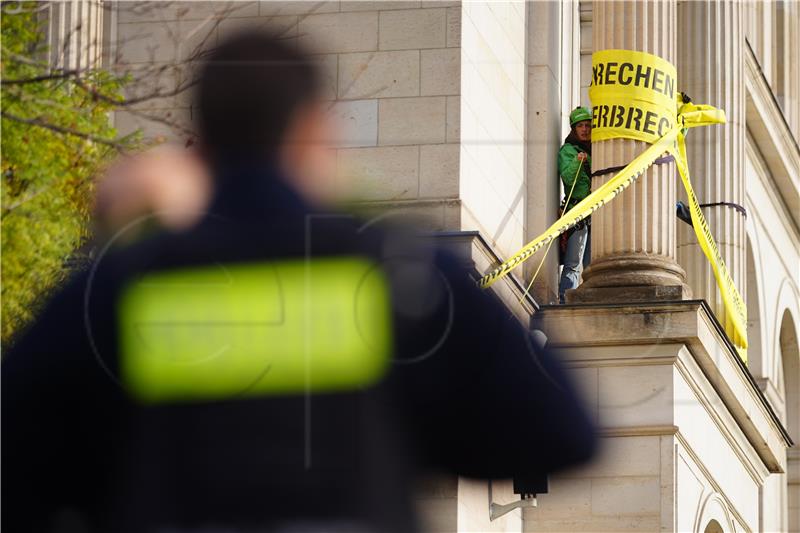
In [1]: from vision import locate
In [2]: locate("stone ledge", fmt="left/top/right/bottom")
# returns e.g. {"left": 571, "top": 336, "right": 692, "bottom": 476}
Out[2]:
{"left": 432, "top": 230, "right": 538, "bottom": 324}
{"left": 533, "top": 300, "right": 792, "bottom": 474}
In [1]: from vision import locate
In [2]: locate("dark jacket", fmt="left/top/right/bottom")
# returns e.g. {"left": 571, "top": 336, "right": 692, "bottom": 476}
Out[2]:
{"left": 2, "top": 163, "right": 596, "bottom": 533}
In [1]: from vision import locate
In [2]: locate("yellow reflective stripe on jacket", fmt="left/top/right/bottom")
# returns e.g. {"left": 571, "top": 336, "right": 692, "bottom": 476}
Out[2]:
{"left": 118, "top": 257, "right": 393, "bottom": 404}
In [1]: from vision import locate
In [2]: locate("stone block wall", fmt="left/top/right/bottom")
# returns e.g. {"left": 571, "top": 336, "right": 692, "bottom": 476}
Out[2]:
{"left": 111, "top": 0, "right": 462, "bottom": 230}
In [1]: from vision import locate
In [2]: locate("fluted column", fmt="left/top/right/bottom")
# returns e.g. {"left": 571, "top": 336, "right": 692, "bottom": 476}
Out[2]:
{"left": 571, "top": 0, "right": 688, "bottom": 302}
{"left": 677, "top": 1, "right": 745, "bottom": 343}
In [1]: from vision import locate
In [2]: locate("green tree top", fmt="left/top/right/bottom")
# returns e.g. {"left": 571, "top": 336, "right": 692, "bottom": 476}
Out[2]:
{"left": 1, "top": 2, "right": 138, "bottom": 344}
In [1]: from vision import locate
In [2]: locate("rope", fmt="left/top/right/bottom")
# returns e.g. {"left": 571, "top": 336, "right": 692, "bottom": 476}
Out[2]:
{"left": 591, "top": 154, "right": 675, "bottom": 177}
{"left": 519, "top": 157, "right": 584, "bottom": 303}
{"left": 699, "top": 201, "right": 747, "bottom": 218}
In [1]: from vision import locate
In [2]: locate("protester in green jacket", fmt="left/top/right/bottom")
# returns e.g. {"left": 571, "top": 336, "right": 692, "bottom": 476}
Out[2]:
{"left": 558, "top": 106, "right": 592, "bottom": 303}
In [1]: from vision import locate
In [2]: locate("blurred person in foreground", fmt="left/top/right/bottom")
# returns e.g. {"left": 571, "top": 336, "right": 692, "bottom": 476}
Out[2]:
{"left": 92, "top": 144, "right": 213, "bottom": 241}
{"left": 2, "top": 31, "right": 596, "bottom": 533}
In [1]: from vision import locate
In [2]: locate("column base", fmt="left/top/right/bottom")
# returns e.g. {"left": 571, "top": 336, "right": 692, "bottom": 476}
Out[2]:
{"left": 565, "top": 283, "right": 690, "bottom": 303}
{"left": 573, "top": 253, "right": 691, "bottom": 303}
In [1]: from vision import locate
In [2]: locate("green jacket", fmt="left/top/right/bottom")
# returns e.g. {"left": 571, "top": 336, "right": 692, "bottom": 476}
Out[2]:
{"left": 558, "top": 142, "right": 591, "bottom": 208}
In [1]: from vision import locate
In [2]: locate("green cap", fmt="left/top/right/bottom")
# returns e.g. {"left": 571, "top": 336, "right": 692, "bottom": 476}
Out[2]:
{"left": 570, "top": 106, "right": 592, "bottom": 126}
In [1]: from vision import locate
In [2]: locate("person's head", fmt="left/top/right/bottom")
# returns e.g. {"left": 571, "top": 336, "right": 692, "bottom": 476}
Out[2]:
{"left": 195, "top": 31, "right": 338, "bottom": 202}
{"left": 569, "top": 106, "right": 592, "bottom": 143}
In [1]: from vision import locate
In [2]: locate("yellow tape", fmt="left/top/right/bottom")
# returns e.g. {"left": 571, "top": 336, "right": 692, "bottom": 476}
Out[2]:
{"left": 479, "top": 49, "right": 748, "bottom": 361}
{"left": 672, "top": 106, "right": 748, "bottom": 358}
{"left": 478, "top": 129, "right": 678, "bottom": 290}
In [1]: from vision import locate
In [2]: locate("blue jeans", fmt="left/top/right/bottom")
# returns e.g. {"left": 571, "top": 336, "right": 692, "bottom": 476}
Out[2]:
{"left": 559, "top": 226, "right": 590, "bottom": 303}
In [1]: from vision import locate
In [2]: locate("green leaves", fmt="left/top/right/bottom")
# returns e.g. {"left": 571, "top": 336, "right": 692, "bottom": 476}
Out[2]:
{"left": 1, "top": 3, "right": 138, "bottom": 344}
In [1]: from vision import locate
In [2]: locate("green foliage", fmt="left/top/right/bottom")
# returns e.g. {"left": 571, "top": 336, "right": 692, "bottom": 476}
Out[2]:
{"left": 1, "top": 4, "right": 137, "bottom": 344}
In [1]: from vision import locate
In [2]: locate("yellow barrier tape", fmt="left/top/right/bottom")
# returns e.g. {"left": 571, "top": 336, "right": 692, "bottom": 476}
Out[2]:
{"left": 478, "top": 49, "right": 748, "bottom": 361}
{"left": 673, "top": 105, "right": 748, "bottom": 359}
{"left": 478, "top": 127, "right": 677, "bottom": 289}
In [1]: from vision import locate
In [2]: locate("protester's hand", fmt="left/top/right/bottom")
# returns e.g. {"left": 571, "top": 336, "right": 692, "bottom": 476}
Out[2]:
{"left": 94, "top": 145, "right": 212, "bottom": 237}
{"left": 576, "top": 152, "right": 588, "bottom": 162}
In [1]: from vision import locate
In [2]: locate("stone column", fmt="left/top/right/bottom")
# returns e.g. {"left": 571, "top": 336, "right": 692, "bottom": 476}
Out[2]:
{"left": 676, "top": 0, "right": 745, "bottom": 342}
{"left": 571, "top": 0, "right": 689, "bottom": 302}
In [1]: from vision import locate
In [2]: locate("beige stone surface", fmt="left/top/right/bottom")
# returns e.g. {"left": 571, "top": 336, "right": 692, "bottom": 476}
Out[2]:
{"left": 445, "top": 95, "right": 460, "bottom": 143}
{"left": 575, "top": 436, "right": 661, "bottom": 478}
{"left": 675, "top": 447, "right": 704, "bottom": 533}
{"left": 340, "top": 1, "right": 421, "bottom": 11}
{"left": 116, "top": 20, "right": 218, "bottom": 64}
{"left": 421, "top": 48, "right": 460, "bottom": 96}
{"left": 216, "top": 14, "right": 299, "bottom": 40}
{"left": 591, "top": 476, "right": 661, "bottom": 516}
{"left": 298, "top": 11, "right": 378, "bottom": 53}
{"left": 312, "top": 53, "right": 339, "bottom": 101}
{"left": 378, "top": 97, "right": 446, "bottom": 146}
{"left": 356, "top": 200, "right": 447, "bottom": 230}
{"left": 379, "top": 8, "right": 446, "bottom": 50}
{"left": 258, "top": 0, "right": 338, "bottom": 16}
{"left": 458, "top": 1, "right": 527, "bottom": 260}
{"left": 446, "top": 6, "right": 461, "bottom": 47}
{"left": 524, "top": 60, "right": 561, "bottom": 300}
{"left": 119, "top": 64, "right": 184, "bottom": 110}
{"left": 442, "top": 199, "right": 461, "bottom": 229}
{"left": 338, "top": 50, "right": 420, "bottom": 99}
{"left": 597, "top": 364, "right": 675, "bottom": 428}
{"left": 337, "top": 145, "right": 419, "bottom": 201}
{"left": 423, "top": 0, "right": 461, "bottom": 7}
{"left": 524, "top": 513, "right": 661, "bottom": 533}
{"left": 419, "top": 144, "right": 459, "bottom": 198}
{"left": 329, "top": 99, "right": 378, "bottom": 148}
{"left": 116, "top": 1, "right": 259, "bottom": 23}
{"left": 114, "top": 109, "right": 194, "bottom": 141}
{"left": 525, "top": 478, "right": 591, "bottom": 521}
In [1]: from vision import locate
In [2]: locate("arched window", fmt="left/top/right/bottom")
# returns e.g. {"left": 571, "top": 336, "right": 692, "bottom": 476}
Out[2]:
{"left": 703, "top": 519, "right": 724, "bottom": 533}
{"left": 779, "top": 310, "right": 800, "bottom": 533}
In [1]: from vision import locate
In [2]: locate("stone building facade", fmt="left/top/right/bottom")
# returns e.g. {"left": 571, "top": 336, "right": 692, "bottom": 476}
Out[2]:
{"left": 54, "top": 1, "right": 800, "bottom": 531}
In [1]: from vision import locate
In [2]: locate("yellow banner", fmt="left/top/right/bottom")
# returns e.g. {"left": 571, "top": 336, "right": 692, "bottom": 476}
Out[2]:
{"left": 479, "top": 49, "right": 748, "bottom": 361}
{"left": 590, "top": 50, "right": 677, "bottom": 144}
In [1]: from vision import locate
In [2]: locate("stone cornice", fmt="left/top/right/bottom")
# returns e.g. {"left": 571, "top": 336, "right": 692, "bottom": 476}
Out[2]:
{"left": 744, "top": 41, "right": 800, "bottom": 232}
{"left": 533, "top": 300, "right": 792, "bottom": 474}
{"left": 432, "top": 230, "right": 538, "bottom": 324}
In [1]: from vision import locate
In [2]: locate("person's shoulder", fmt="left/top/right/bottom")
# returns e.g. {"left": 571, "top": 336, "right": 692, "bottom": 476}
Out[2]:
{"left": 560, "top": 142, "right": 578, "bottom": 154}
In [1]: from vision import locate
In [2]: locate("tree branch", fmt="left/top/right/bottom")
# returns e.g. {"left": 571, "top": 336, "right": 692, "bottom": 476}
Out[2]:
{"left": 1, "top": 70, "right": 81, "bottom": 85}
{"left": 2, "top": 185, "right": 51, "bottom": 216}
{"left": 1, "top": 111, "right": 126, "bottom": 150}
{"left": 72, "top": 75, "right": 199, "bottom": 107}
